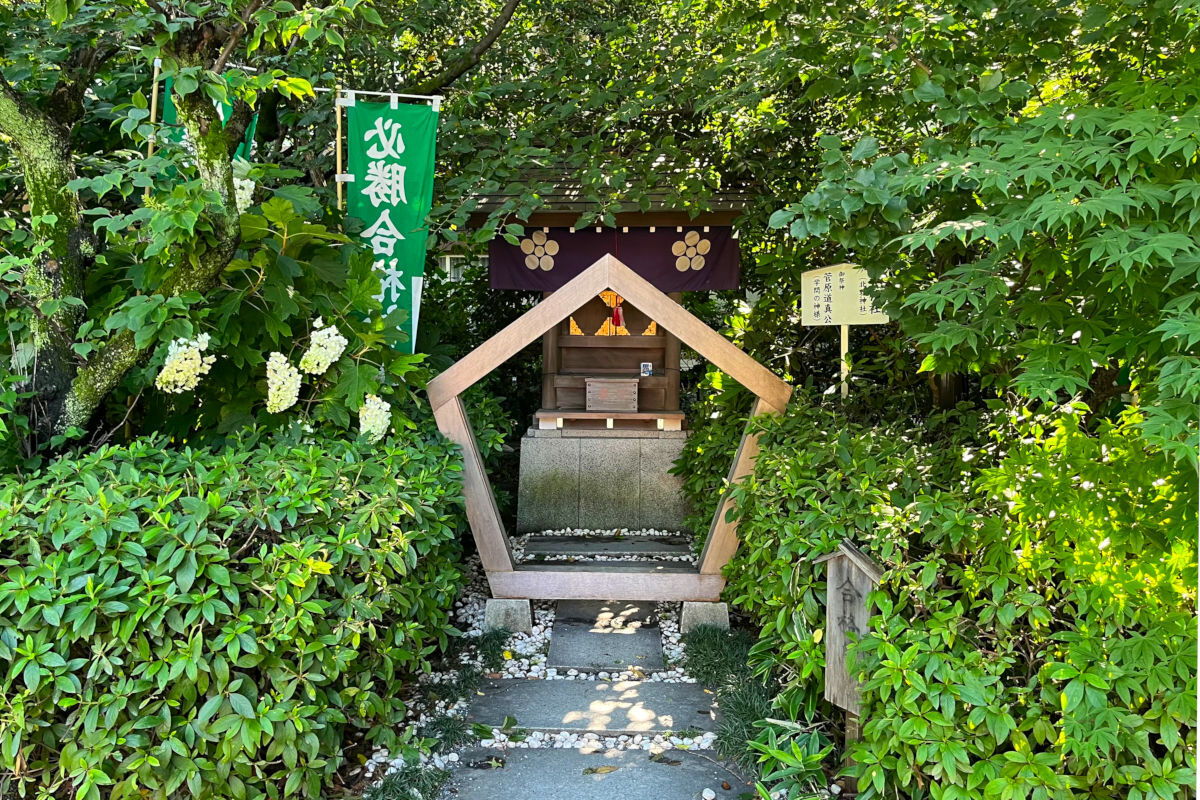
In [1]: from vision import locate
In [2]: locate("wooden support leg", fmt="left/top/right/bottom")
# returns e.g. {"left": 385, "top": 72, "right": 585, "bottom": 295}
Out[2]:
{"left": 697, "top": 398, "right": 772, "bottom": 574}
{"left": 431, "top": 396, "right": 516, "bottom": 574}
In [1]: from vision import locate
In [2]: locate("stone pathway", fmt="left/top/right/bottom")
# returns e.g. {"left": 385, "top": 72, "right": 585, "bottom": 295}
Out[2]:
{"left": 548, "top": 600, "right": 664, "bottom": 671}
{"left": 441, "top": 598, "right": 750, "bottom": 799}
{"left": 447, "top": 747, "right": 740, "bottom": 800}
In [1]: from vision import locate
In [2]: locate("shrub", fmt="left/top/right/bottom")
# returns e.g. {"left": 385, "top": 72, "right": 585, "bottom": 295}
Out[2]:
{"left": 0, "top": 432, "right": 467, "bottom": 800}
{"left": 677, "top": 392, "right": 1198, "bottom": 799}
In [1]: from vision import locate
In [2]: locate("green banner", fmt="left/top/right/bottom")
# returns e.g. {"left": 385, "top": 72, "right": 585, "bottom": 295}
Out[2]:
{"left": 345, "top": 99, "right": 438, "bottom": 353}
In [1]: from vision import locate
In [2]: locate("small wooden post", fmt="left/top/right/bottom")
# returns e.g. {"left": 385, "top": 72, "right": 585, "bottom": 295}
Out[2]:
{"left": 815, "top": 541, "right": 884, "bottom": 791}
{"left": 145, "top": 58, "right": 161, "bottom": 200}
{"left": 839, "top": 323, "right": 850, "bottom": 399}
{"left": 335, "top": 86, "right": 344, "bottom": 211}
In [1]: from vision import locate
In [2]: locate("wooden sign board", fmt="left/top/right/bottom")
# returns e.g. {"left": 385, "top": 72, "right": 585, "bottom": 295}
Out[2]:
{"left": 586, "top": 377, "right": 639, "bottom": 412}
{"left": 815, "top": 541, "right": 884, "bottom": 716}
{"left": 801, "top": 264, "right": 889, "bottom": 327}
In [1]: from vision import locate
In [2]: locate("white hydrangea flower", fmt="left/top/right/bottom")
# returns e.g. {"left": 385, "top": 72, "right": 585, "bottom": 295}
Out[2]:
{"left": 266, "top": 352, "right": 302, "bottom": 413}
{"left": 233, "top": 177, "right": 256, "bottom": 213}
{"left": 155, "top": 333, "right": 215, "bottom": 394}
{"left": 299, "top": 318, "right": 349, "bottom": 376}
{"left": 358, "top": 394, "right": 391, "bottom": 443}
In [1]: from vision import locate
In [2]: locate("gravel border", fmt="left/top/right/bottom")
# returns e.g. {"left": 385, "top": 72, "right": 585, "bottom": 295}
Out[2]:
{"left": 510, "top": 528, "right": 698, "bottom": 565}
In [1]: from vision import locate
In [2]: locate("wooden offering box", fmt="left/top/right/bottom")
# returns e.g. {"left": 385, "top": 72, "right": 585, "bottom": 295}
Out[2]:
{"left": 585, "top": 378, "right": 639, "bottom": 412}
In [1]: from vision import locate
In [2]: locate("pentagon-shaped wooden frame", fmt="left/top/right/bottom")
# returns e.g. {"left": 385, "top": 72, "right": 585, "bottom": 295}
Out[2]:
{"left": 427, "top": 255, "right": 792, "bottom": 601}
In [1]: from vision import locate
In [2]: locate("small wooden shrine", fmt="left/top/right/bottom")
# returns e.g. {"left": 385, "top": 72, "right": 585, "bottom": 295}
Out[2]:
{"left": 429, "top": 176, "right": 789, "bottom": 602}
{"left": 426, "top": 254, "right": 791, "bottom": 601}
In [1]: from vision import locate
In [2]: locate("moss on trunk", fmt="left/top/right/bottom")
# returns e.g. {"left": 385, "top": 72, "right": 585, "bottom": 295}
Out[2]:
{"left": 0, "top": 82, "right": 92, "bottom": 438}
{"left": 58, "top": 85, "right": 243, "bottom": 434}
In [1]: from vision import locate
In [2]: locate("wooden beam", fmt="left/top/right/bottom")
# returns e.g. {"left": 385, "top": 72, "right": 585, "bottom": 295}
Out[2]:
{"left": 533, "top": 409, "right": 684, "bottom": 422}
{"left": 697, "top": 398, "right": 778, "bottom": 575}
{"left": 431, "top": 396, "right": 516, "bottom": 573}
{"left": 542, "top": 291, "right": 559, "bottom": 409}
{"left": 664, "top": 292, "right": 682, "bottom": 412}
{"left": 425, "top": 252, "right": 795, "bottom": 598}
{"left": 605, "top": 257, "right": 793, "bottom": 413}
{"left": 488, "top": 565, "right": 725, "bottom": 601}
{"left": 558, "top": 335, "right": 666, "bottom": 349}
{"left": 427, "top": 259, "right": 611, "bottom": 410}
{"left": 427, "top": 257, "right": 609, "bottom": 407}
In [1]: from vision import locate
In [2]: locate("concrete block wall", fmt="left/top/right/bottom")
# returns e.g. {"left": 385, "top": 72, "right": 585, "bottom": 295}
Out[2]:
{"left": 516, "top": 428, "right": 693, "bottom": 532}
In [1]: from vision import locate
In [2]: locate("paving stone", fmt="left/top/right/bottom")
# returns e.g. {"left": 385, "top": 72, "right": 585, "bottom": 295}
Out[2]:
{"left": 468, "top": 679, "right": 717, "bottom": 734}
{"left": 523, "top": 535, "right": 692, "bottom": 558}
{"left": 556, "top": 600, "right": 657, "bottom": 625}
{"left": 548, "top": 600, "right": 665, "bottom": 671}
{"left": 442, "top": 746, "right": 749, "bottom": 800}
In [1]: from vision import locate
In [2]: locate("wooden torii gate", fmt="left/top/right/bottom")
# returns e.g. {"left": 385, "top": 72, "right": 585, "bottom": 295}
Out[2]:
{"left": 426, "top": 254, "right": 792, "bottom": 601}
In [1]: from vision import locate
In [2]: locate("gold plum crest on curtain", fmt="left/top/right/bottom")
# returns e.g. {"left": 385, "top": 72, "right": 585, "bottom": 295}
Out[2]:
{"left": 520, "top": 230, "right": 559, "bottom": 270}
{"left": 671, "top": 230, "right": 711, "bottom": 271}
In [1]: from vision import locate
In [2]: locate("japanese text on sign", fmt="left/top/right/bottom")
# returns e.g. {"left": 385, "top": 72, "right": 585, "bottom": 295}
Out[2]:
{"left": 345, "top": 100, "right": 438, "bottom": 353}
{"left": 800, "top": 264, "right": 890, "bottom": 327}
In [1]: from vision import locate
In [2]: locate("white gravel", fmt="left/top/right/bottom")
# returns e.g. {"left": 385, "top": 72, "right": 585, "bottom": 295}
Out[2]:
{"left": 520, "top": 527, "right": 686, "bottom": 537}
{"left": 510, "top": 528, "right": 698, "bottom": 565}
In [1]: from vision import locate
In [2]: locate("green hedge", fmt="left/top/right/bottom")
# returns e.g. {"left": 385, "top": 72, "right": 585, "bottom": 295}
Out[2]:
{"left": 677, "top": 394, "right": 1198, "bottom": 799}
{"left": 0, "top": 433, "right": 466, "bottom": 800}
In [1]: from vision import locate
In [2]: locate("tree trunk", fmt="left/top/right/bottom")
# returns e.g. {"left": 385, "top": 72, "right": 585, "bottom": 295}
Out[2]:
{"left": 0, "top": 82, "right": 93, "bottom": 441}
{"left": 56, "top": 88, "right": 241, "bottom": 433}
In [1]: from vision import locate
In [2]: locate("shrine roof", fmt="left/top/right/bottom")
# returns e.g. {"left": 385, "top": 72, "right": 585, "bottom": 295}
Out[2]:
{"left": 465, "top": 165, "right": 750, "bottom": 228}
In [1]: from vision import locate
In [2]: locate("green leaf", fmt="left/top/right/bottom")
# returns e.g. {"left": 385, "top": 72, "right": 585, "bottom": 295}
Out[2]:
{"left": 229, "top": 693, "right": 255, "bottom": 719}
{"left": 23, "top": 660, "right": 41, "bottom": 692}
{"left": 174, "top": 73, "right": 199, "bottom": 96}
{"left": 46, "top": 0, "right": 70, "bottom": 24}
{"left": 980, "top": 70, "right": 1003, "bottom": 91}
{"left": 914, "top": 81, "right": 946, "bottom": 103}
{"left": 851, "top": 137, "right": 879, "bottom": 161}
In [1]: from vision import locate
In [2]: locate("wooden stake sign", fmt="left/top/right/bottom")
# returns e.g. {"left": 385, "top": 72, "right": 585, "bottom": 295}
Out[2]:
{"left": 815, "top": 541, "right": 884, "bottom": 723}
{"left": 800, "top": 264, "right": 889, "bottom": 397}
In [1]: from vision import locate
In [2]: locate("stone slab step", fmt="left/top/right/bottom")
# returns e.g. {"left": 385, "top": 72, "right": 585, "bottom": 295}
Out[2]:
{"left": 468, "top": 679, "right": 717, "bottom": 734}
{"left": 442, "top": 747, "right": 748, "bottom": 800}
{"left": 523, "top": 535, "right": 693, "bottom": 558}
{"left": 548, "top": 600, "right": 665, "bottom": 671}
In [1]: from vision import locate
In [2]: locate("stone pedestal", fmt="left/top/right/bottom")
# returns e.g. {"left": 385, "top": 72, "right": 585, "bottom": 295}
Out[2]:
{"left": 484, "top": 599, "right": 532, "bottom": 634}
{"left": 680, "top": 601, "right": 730, "bottom": 633}
{"left": 516, "top": 428, "right": 692, "bottom": 532}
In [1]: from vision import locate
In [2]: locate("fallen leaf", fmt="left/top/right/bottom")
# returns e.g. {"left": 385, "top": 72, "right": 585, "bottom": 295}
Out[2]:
{"left": 723, "top": 781, "right": 732, "bottom": 790}
{"left": 582, "top": 766, "right": 619, "bottom": 775}
{"left": 650, "top": 752, "right": 682, "bottom": 766}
